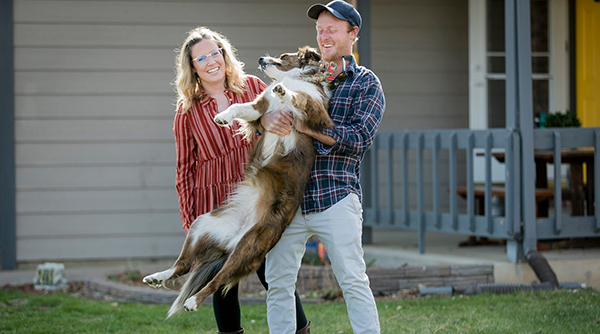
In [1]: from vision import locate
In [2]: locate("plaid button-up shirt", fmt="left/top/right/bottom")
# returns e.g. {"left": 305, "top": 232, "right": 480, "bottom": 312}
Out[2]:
{"left": 301, "top": 56, "right": 385, "bottom": 215}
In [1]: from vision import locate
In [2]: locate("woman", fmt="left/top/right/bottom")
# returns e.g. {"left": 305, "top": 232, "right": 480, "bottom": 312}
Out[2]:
{"left": 172, "top": 27, "right": 309, "bottom": 334}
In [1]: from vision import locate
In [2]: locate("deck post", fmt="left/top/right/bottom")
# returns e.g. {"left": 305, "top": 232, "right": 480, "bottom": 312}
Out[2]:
{"left": 515, "top": 0, "right": 537, "bottom": 258}
{"left": 505, "top": 0, "right": 536, "bottom": 262}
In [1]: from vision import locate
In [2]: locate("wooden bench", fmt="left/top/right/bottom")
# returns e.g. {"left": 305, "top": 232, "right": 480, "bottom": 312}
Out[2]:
{"left": 455, "top": 186, "right": 555, "bottom": 247}
{"left": 456, "top": 186, "right": 555, "bottom": 217}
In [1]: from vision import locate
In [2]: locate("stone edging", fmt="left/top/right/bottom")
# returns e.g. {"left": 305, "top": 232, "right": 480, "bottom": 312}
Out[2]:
{"left": 79, "top": 264, "right": 494, "bottom": 305}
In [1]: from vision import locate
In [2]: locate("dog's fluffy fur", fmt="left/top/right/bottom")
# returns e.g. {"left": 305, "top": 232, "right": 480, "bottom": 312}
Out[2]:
{"left": 143, "top": 47, "right": 334, "bottom": 317}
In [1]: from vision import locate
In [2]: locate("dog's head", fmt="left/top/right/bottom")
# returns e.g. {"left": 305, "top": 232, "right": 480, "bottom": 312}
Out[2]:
{"left": 258, "top": 46, "right": 322, "bottom": 81}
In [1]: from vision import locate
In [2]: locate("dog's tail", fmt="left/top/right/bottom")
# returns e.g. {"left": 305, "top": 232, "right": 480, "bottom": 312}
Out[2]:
{"left": 167, "top": 256, "right": 226, "bottom": 318}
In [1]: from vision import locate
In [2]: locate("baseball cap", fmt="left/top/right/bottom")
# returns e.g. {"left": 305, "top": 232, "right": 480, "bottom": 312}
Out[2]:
{"left": 307, "top": 0, "right": 362, "bottom": 30}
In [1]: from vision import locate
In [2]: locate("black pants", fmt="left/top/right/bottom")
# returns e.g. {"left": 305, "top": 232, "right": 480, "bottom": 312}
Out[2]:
{"left": 213, "top": 261, "right": 308, "bottom": 332}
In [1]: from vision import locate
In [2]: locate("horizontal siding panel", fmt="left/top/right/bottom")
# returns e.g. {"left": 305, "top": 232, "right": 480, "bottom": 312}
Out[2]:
{"left": 14, "top": 47, "right": 293, "bottom": 74}
{"left": 372, "top": 4, "right": 467, "bottom": 28}
{"left": 16, "top": 189, "right": 179, "bottom": 214}
{"left": 373, "top": 28, "right": 467, "bottom": 51}
{"left": 15, "top": 95, "right": 176, "bottom": 118}
{"left": 378, "top": 73, "right": 468, "bottom": 95}
{"left": 17, "top": 212, "right": 182, "bottom": 238}
{"left": 374, "top": 0, "right": 467, "bottom": 6}
{"left": 16, "top": 166, "right": 174, "bottom": 189}
{"left": 16, "top": 143, "right": 174, "bottom": 166}
{"left": 15, "top": 47, "right": 176, "bottom": 71}
{"left": 17, "top": 235, "right": 184, "bottom": 261}
{"left": 15, "top": 119, "right": 174, "bottom": 142}
{"left": 384, "top": 96, "right": 468, "bottom": 117}
{"left": 15, "top": 72, "right": 173, "bottom": 95}
{"left": 14, "top": 24, "right": 315, "bottom": 49}
{"left": 15, "top": 1, "right": 315, "bottom": 25}
{"left": 379, "top": 115, "right": 468, "bottom": 130}
{"left": 372, "top": 51, "right": 467, "bottom": 72}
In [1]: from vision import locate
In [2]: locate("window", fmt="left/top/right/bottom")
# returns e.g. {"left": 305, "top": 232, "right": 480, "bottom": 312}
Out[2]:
{"left": 469, "top": 0, "right": 568, "bottom": 129}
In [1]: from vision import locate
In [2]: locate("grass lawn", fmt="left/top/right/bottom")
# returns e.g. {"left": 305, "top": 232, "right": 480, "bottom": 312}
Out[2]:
{"left": 1, "top": 288, "right": 599, "bottom": 333}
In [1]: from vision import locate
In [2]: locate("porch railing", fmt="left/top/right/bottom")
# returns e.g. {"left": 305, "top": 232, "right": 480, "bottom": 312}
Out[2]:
{"left": 360, "top": 127, "right": 600, "bottom": 262}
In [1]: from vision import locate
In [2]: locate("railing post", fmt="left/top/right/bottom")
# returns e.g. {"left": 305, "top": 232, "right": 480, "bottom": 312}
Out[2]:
{"left": 361, "top": 147, "right": 373, "bottom": 245}
{"left": 450, "top": 132, "right": 458, "bottom": 230}
{"left": 401, "top": 133, "right": 410, "bottom": 226}
{"left": 505, "top": 131, "right": 516, "bottom": 237}
{"left": 371, "top": 135, "right": 379, "bottom": 225}
{"left": 485, "top": 133, "right": 493, "bottom": 234}
{"left": 417, "top": 133, "right": 425, "bottom": 254}
{"left": 433, "top": 133, "right": 441, "bottom": 229}
{"left": 553, "top": 131, "right": 562, "bottom": 234}
{"left": 467, "top": 133, "right": 475, "bottom": 232}
{"left": 386, "top": 133, "right": 395, "bottom": 225}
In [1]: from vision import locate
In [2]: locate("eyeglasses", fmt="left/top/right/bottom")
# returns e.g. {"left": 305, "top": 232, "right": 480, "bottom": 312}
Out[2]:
{"left": 193, "top": 48, "right": 223, "bottom": 65}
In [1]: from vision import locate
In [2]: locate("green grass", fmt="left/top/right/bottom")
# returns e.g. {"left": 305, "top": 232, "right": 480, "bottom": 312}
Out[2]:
{"left": 1, "top": 288, "right": 599, "bottom": 333}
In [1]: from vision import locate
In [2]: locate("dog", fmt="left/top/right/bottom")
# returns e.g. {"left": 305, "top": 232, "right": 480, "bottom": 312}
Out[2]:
{"left": 143, "top": 46, "right": 334, "bottom": 317}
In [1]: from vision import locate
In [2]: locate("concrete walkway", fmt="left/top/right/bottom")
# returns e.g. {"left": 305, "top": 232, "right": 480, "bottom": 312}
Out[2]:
{"left": 1, "top": 228, "right": 599, "bottom": 289}
{"left": 364, "top": 228, "right": 600, "bottom": 289}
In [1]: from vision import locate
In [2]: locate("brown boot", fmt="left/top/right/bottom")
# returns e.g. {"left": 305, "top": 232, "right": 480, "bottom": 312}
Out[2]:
{"left": 296, "top": 321, "right": 311, "bottom": 334}
{"left": 218, "top": 329, "right": 243, "bottom": 334}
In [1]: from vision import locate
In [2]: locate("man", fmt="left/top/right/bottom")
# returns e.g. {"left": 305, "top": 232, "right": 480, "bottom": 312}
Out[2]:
{"left": 263, "top": 1, "right": 385, "bottom": 333}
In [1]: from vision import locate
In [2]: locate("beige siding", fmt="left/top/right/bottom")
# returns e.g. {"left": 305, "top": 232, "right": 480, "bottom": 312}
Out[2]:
{"left": 372, "top": 0, "right": 469, "bottom": 131}
{"left": 371, "top": 0, "right": 469, "bottom": 213}
{"left": 13, "top": 0, "right": 317, "bottom": 262}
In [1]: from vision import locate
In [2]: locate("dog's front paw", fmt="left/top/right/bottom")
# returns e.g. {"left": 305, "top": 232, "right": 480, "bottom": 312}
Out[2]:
{"left": 214, "top": 112, "right": 232, "bottom": 126}
{"left": 214, "top": 106, "right": 239, "bottom": 126}
{"left": 272, "top": 83, "right": 286, "bottom": 97}
{"left": 183, "top": 296, "right": 198, "bottom": 312}
{"left": 143, "top": 274, "right": 163, "bottom": 288}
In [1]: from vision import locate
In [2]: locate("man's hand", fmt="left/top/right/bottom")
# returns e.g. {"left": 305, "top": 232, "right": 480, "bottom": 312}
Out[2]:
{"left": 291, "top": 117, "right": 309, "bottom": 135}
{"left": 260, "top": 111, "right": 294, "bottom": 137}
{"left": 292, "top": 118, "right": 337, "bottom": 147}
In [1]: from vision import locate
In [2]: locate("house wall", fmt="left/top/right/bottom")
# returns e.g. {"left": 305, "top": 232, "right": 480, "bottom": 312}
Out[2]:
{"left": 371, "top": 0, "right": 470, "bottom": 212}
{"left": 372, "top": 0, "right": 469, "bottom": 131}
{"left": 12, "top": 0, "right": 470, "bottom": 263}
{"left": 13, "top": 0, "right": 318, "bottom": 262}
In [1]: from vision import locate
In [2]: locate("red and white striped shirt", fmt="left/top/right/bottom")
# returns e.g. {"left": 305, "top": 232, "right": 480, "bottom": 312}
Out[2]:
{"left": 173, "top": 75, "right": 267, "bottom": 233}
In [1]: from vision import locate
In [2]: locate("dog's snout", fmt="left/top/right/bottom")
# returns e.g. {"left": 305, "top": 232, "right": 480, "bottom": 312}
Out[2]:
{"left": 258, "top": 57, "right": 266, "bottom": 65}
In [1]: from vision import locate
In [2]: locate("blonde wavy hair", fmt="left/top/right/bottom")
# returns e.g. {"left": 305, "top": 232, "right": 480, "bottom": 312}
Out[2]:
{"left": 174, "top": 27, "right": 247, "bottom": 114}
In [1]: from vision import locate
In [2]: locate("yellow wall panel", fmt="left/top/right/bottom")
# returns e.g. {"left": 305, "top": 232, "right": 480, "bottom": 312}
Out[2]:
{"left": 577, "top": 0, "right": 600, "bottom": 127}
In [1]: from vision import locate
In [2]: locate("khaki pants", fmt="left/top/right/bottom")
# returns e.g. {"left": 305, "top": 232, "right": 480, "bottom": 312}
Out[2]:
{"left": 266, "top": 193, "right": 380, "bottom": 334}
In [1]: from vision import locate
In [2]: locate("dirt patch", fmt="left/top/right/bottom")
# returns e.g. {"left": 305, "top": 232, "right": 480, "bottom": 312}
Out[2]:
{"left": 2, "top": 282, "right": 85, "bottom": 296}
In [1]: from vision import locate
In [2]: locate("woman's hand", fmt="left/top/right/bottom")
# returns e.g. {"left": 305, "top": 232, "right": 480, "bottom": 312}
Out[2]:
{"left": 260, "top": 111, "right": 294, "bottom": 137}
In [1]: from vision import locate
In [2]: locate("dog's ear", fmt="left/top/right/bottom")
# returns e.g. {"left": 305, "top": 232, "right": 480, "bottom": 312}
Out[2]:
{"left": 305, "top": 47, "right": 322, "bottom": 62}
{"left": 299, "top": 46, "right": 321, "bottom": 65}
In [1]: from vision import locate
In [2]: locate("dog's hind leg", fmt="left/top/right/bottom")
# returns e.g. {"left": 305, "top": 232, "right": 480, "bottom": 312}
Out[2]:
{"left": 143, "top": 236, "right": 196, "bottom": 288}
{"left": 182, "top": 219, "right": 284, "bottom": 311}
{"left": 182, "top": 248, "right": 266, "bottom": 312}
